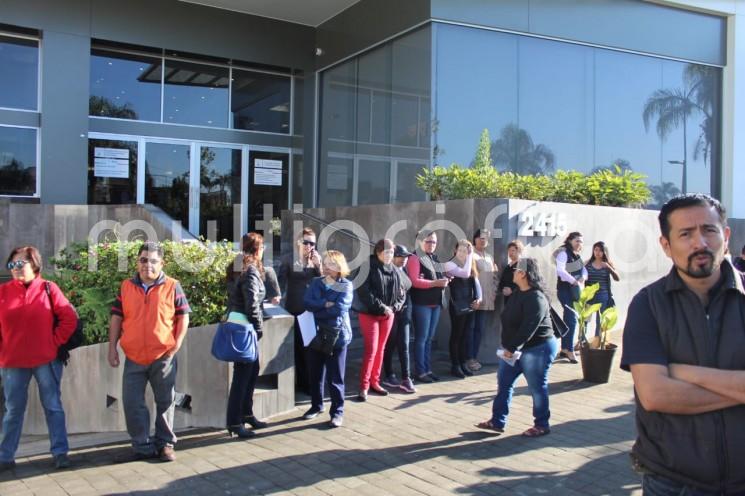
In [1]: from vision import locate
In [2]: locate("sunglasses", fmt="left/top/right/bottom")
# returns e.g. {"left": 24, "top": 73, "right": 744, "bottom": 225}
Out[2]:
{"left": 6, "top": 260, "right": 29, "bottom": 270}
{"left": 302, "top": 240, "right": 316, "bottom": 247}
{"left": 138, "top": 257, "right": 162, "bottom": 265}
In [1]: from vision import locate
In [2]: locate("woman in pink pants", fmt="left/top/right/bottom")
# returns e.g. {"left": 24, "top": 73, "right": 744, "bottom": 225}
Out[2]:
{"left": 355, "top": 239, "right": 406, "bottom": 401}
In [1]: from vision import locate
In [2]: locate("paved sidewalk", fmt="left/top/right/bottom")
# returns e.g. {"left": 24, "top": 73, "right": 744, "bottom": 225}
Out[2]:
{"left": 1, "top": 349, "right": 641, "bottom": 495}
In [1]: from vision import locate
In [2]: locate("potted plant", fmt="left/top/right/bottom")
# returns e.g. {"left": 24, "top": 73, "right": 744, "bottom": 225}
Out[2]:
{"left": 572, "top": 284, "right": 619, "bottom": 384}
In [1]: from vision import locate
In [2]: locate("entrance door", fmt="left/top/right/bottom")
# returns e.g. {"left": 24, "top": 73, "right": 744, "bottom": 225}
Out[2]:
{"left": 197, "top": 144, "right": 242, "bottom": 243}
{"left": 144, "top": 141, "right": 191, "bottom": 231}
{"left": 248, "top": 149, "right": 289, "bottom": 234}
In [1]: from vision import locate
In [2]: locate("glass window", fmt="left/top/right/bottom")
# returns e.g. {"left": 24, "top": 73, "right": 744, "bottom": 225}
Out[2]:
{"left": 293, "top": 74, "right": 304, "bottom": 136}
{"left": 358, "top": 159, "right": 391, "bottom": 205}
{"left": 145, "top": 142, "right": 191, "bottom": 229}
{"left": 318, "top": 156, "right": 353, "bottom": 207}
{"left": 164, "top": 60, "right": 229, "bottom": 127}
{"left": 232, "top": 69, "right": 291, "bottom": 133}
{"left": 88, "top": 139, "right": 138, "bottom": 204}
{"left": 0, "top": 36, "right": 38, "bottom": 110}
{"left": 90, "top": 49, "right": 162, "bottom": 121}
{"left": 248, "top": 151, "right": 288, "bottom": 236}
{"left": 0, "top": 126, "right": 37, "bottom": 196}
{"left": 396, "top": 162, "right": 428, "bottom": 203}
{"left": 292, "top": 152, "right": 303, "bottom": 207}
{"left": 199, "top": 146, "right": 241, "bottom": 242}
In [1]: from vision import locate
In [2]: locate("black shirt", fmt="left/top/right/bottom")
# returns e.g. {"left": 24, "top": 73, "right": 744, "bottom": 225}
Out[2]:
{"left": 499, "top": 288, "right": 553, "bottom": 352}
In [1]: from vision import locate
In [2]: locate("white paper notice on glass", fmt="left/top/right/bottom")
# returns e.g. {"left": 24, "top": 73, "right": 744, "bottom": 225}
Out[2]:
{"left": 94, "top": 147, "right": 129, "bottom": 178}
{"left": 254, "top": 159, "right": 283, "bottom": 186}
{"left": 496, "top": 348, "right": 522, "bottom": 367}
{"left": 297, "top": 311, "right": 317, "bottom": 347}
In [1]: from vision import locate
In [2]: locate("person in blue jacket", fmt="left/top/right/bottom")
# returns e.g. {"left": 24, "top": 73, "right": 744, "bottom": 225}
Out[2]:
{"left": 302, "top": 250, "right": 353, "bottom": 428}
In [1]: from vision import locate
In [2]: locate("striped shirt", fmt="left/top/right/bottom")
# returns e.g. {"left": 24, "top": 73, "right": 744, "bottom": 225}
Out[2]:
{"left": 585, "top": 263, "right": 612, "bottom": 295}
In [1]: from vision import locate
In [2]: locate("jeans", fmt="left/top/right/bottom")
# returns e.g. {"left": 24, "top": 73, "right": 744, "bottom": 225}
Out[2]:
{"left": 0, "top": 360, "right": 68, "bottom": 462}
{"left": 491, "top": 338, "right": 559, "bottom": 429}
{"left": 558, "top": 284, "right": 580, "bottom": 350}
{"left": 307, "top": 345, "right": 347, "bottom": 418}
{"left": 122, "top": 355, "right": 177, "bottom": 455}
{"left": 412, "top": 305, "right": 442, "bottom": 376}
{"left": 226, "top": 359, "right": 259, "bottom": 426}
{"left": 383, "top": 310, "right": 411, "bottom": 379}
{"left": 467, "top": 310, "right": 487, "bottom": 360}
{"left": 642, "top": 473, "right": 740, "bottom": 496}
{"left": 448, "top": 307, "right": 472, "bottom": 367}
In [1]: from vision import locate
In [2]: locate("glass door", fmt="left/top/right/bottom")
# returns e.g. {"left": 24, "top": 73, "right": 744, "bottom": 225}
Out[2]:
{"left": 197, "top": 144, "right": 242, "bottom": 243}
{"left": 248, "top": 149, "right": 289, "bottom": 255}
{"left": 144, "top": 141, "right": 192, "bottom": 231}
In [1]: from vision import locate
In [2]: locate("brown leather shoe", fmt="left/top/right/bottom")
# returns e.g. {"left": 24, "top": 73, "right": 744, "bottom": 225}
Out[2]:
{"left": 158, "top": 446, "right": 176, "bottom": 462}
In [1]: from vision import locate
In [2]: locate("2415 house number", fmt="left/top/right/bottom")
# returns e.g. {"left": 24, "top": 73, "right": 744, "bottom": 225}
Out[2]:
{"left": 518, "top": 211, "right": 568, "bottom": 238}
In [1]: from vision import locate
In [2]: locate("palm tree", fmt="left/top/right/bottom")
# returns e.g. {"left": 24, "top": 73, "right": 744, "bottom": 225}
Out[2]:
{"left": 650, "top": 182, "right": 681, "bottom": 208}
{"left": 642, "top": 64, "right": 716, "bottom": 193}
{"left": 490, "top": 124, "right": 555, "bottom": 174}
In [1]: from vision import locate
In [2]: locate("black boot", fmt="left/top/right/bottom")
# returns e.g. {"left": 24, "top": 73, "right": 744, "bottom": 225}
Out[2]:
{"left": 451, "top": 365, "right": 466, "bottom": 378}
{"left": 461, "top": 363, "right": 474, "bottom": 377}
{"left": 244, "top": 415, "right": 268, "bottom": 429}
{"left": 227, "top": 425, "right": 255, "bottom": 439}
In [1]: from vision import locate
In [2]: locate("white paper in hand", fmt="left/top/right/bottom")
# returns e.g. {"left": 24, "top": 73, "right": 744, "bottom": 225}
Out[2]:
{"left": 297, "top": 311, "right": 317, "bottom": 347}
{"left": 496, "top": 348, "right": 522, "bottom": 367}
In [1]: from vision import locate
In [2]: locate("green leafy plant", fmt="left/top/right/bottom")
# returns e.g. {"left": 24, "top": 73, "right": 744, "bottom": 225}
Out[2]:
{"left": 50, "top": 240, "right": 237, "bottom": 345}
{"left": 571, "top": 283, "right": 602, "bottom": 347}
{"left": 597, "top": 305, "right": 618, "bottom": 350}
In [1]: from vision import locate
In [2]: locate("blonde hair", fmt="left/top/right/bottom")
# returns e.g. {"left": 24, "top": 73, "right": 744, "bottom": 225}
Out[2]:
{"left": 453, "top": 239, "right": 479, "bottom": 278}
{"left": 323, "top": 250, "right": 350, "bottom": 278}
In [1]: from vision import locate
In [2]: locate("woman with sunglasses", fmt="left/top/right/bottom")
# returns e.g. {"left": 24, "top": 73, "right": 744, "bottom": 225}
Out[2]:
{"left": 224, "top": 233, "right": 268, "bottom": 438}
{"left": 278, "top": 228, "right": 321, "bottom": 393}
{"left": 477, "top": 258, "right": 558, "bottom": 438}
{"left": 303, "top": 251, "right": 353, "bottom": 428}
{"left": 0, "top": 246, "right": 78, "bottom": 471}
{"left": 355, "top": 239, "right": 405, "bottom": 400}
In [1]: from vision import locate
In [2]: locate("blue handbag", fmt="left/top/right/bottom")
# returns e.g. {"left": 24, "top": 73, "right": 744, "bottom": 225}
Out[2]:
{"left": 211, "top": 321, "right": 258, "bottom": 363}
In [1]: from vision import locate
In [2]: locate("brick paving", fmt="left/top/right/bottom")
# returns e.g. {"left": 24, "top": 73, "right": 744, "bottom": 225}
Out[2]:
{"left": 1, "top": 349, "right": 642, "bottom": 495}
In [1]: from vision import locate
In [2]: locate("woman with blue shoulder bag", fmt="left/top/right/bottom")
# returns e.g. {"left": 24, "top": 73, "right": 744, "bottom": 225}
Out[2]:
{"left": 302, "top": 250, "right": 353, "bottom": 428}
{"left": 223, "top": 232, "right": 268, "bottom": 438}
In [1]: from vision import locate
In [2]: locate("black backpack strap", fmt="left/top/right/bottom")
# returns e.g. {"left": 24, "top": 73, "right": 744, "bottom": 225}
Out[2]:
{"left": 44, "top": 281, "right": 55, "bottom": 314}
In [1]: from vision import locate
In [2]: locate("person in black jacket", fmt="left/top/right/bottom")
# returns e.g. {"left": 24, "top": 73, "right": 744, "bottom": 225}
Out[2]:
{"left": 224, "top": 232, "right": 267, "bottom": 438}
{"left": 498, "top": 240, "right": 523, "bottom": 303}
{"left": 355, "top": 238, "right": 405, "bottom": 401}
{"left": 734, "top": 243, "right": 745, "bottom": 272}
{"left": 477, "top": 258, "right": 559, "bottom": 437}
{"left": 278, "top": 227, "right": 321, "bottom": 393}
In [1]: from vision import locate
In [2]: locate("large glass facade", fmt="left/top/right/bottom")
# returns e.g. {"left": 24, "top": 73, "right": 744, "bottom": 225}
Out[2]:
{"left": 90, "top": 49, "right": 162, "bottom": 121}
{"left": 433, "top": 23, "right": 722, "bottom": 206}
{"left": 0, "top": 35, "right": 38, "bottom": 111}
{"left": 318, "top": 26, "right": 431, "bottom": 207}
{"left": 232, "top": 69, "right": 291, "bottom": 133}
{"left": 0, "top": 126, "right": 37, "bottom": 196}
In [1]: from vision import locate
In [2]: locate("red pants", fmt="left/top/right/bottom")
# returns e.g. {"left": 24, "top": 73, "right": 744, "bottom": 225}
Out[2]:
{"left": 358, "top": 313, "right": 394, "bottom": 391}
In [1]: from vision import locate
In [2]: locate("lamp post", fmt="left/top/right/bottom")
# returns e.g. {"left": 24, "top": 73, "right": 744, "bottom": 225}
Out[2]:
{"left": 667, "top": 160, "right": 686, "bottom": 193}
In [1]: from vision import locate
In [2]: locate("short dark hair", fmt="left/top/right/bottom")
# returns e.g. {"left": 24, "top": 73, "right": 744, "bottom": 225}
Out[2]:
{"left": 507, "top": 240, "right": 524, "bottom": 251}
{"left": 6, "top": 246, "right": 42, "bottom": 274}
{"left": 374, "top": 238, "right": 394, "bottom": 255}
{"left": 658, "top": 193, "right": 727, "bottom": 239}
{"left": 138, "top": 241, "right": 164, "bottom": 259}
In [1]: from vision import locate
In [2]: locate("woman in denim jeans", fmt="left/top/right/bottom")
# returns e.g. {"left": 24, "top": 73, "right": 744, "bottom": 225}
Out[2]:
{"left": 477, "top": 258, "right": 559, "bottom": 437}
{"left": 0, "top": 246, "right": 78, "bottom": 471}
{"left": 555, "top": 232, "right": 587, "bottom": 363}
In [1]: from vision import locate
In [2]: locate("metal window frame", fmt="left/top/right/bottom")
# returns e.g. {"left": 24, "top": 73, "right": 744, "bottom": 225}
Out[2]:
{"left": 0, "top": 123, "right": 40, "bottom": 198}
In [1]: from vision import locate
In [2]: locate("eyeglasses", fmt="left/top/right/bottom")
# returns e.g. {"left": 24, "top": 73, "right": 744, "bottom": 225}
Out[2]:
{"left": 138, "top": 257, "right": 162, "bottom": 265}
{"left": 302, "top": 240, "right": 316, "bottom": 247}
{"left": 6, "top": 260, "right": 29, "bottom": 270}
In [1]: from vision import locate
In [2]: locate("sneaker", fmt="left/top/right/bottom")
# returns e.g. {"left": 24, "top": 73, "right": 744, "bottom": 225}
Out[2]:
{"left": 329, "top": 415, "right": 344, "bottom": 428}
{"left": 428, "top": 372, "right": 440, "bottom": 382}
{"left": 370, "top": 384, "right": 389, "bottom": 396}
{"left": 381, "top": 375, "right": 401, "bottom": 389}
{"left": 54, "top": 454, "right": 71, "bottom": 470}
{"left": 0, "top": 461, "right": 16, "bottom": 472}
{"left": 158, "top": 446, "right": 176, "bottom": 463}
{"left": 302, "top": 406, "right": 324, "bottom": 420}
{"left": 467, "top": 359, "right": 482, "bottom": 371}
{"left": 416, "top": 373, "right": 433, "bottom": 384}
{"left": 399, "top": 377, "right": 416, "bottom": 394}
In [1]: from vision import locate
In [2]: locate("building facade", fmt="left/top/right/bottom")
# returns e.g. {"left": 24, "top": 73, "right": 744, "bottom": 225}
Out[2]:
{"left": 1, "top": 0, "right": 743, "bottom": 243}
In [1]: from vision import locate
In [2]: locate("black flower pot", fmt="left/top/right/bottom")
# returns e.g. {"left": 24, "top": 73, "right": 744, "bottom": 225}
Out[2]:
{"left": 580, "top": 343, "right": 618, "bottom": 384}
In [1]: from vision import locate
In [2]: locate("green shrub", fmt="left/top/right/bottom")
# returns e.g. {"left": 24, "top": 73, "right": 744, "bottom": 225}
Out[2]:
{"left": 50, "top": 240, "right": 236, "bottom": 345}
{"left": 416, "top": 164, "right": 650, "bottom": 207}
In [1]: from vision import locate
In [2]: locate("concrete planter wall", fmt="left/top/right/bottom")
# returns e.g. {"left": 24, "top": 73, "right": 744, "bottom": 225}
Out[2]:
{"left": 18, "top": 307, "right": 294, "bottom": 435}
{"left": 282, "top": 198, "right": 675, "bottom": 363}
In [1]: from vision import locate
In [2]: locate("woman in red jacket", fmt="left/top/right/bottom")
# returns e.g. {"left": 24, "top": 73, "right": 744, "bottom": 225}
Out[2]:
{"left": 0, "top": 246, "right": 78, "bottom": 471}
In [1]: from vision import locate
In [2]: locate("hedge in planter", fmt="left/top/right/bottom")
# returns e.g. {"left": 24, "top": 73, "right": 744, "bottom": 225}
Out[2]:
{"left": 50, "top": 240, "right": 236, "bottom": 345}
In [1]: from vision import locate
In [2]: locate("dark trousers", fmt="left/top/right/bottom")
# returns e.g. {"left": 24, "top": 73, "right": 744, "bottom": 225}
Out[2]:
{"left": 448, "top": 306, "right": 472, "bottom": 367}
{"left": 293, "top": 319, "right": 310, "bottom": 392}
{"left": 383, "top": 311, "right": 412, "bottom": 379}
{"left": 307, "top": 345, "right": 347, "bottom": 418}
{"left": 642, "top": 473, "right": 744, "bottom": 496}
{"left": 226, "top": 360, "right": 259, "bottom": 427}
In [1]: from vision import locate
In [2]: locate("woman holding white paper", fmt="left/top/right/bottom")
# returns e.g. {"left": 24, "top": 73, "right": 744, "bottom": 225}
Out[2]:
{"left": 476, "top": 258, "right": 558, "bottom": 437}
